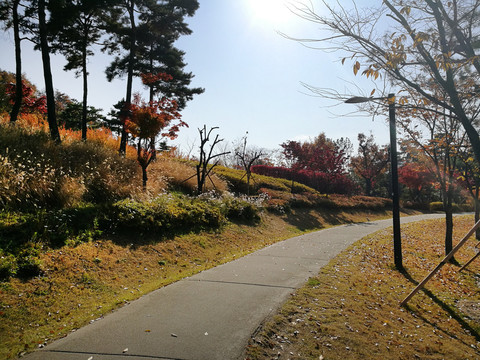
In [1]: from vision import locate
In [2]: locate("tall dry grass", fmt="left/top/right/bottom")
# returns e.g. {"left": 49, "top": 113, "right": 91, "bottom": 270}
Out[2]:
{"left": 151, "top": 155, "right": 228, "bottom": 194}
{"left": 0, "top": 113, "right": 229, "bottom": 209}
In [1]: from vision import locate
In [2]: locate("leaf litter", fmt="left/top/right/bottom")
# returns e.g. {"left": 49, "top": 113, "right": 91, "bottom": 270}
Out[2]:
{"left": 246, "top": 215, "right": 480, "bottom": 360}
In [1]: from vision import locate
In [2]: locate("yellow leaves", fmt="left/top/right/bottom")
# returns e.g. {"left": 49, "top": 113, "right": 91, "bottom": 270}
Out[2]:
{"left": 400, "top": 6, "right": 411, "bottom": 16}
{"left": 362, "top": 67, "right": 380, "bottom": 80}
{"left": 353, "top": 61, "right": 361, "bottom": 76}
{"left": 413, "top": 32, "right": 430, "bottom": 48}
{"left": 398, "top": 97, "right": 409, "bottom": 106}
{"left": 420, "top": 97, "right": 430, "bottom": 106}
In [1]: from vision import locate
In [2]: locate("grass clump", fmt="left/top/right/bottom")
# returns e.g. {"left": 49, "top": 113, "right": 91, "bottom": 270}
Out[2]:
{"left": 112, "top": 192, "right": 263, "bottom": 236}
{"left": 246, "top": 215, "right": 480, "bottom": 359}
{"left": 0, "top": 125, "right": 146, "bottom": 210}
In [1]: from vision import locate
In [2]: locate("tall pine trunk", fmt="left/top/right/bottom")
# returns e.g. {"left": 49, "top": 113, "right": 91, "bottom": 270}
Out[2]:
{"left": 10, "top": 0, "right": 22, "bottom": 123}
{"left": 38, "top": 0, "right": 60, "bottom": 143}
{"left": 119, "top": 0, "right": 136, "bottom": 155}
{"left": 81, "top": 30, "right": 88, "bottom": 141}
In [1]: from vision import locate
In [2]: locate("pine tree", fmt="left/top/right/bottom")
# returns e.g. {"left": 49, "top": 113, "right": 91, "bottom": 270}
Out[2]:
{"left": 48, "top": 0, "right": 115, "bottom": 140}
{"left": 104, "top": 0, "right": 202, "bottom": 154}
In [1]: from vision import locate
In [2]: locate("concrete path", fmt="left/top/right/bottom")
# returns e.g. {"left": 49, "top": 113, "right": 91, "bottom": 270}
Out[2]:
{"left": 22, "top": 214, "right": 448, "bottom": 360}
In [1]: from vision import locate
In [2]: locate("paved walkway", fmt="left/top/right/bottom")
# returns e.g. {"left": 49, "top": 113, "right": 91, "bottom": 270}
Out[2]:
{"left": 22, "top": 214, "right": 447, "bottom": 360}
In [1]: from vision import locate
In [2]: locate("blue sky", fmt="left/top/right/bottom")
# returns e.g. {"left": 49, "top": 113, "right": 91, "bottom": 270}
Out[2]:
{"left": 0, "top": 0, "right": 391, "bottom": 153}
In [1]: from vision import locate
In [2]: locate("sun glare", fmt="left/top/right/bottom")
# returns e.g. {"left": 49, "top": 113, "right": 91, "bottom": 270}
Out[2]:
{"left": 247, "top": 0, "right": 293, "bottom": 28}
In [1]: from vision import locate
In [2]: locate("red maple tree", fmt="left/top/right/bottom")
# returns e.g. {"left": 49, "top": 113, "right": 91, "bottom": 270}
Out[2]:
{"left": 124, "top": 93, "right": 186, "bottom": 189}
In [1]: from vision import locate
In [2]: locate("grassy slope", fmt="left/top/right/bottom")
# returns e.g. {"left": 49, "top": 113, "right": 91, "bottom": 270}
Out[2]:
{"left": 0, "top": 124, "right": 422, "bottom": 359}
{"left": 245, "top": 215, "right": 480, "bottom": 360}
{"left": 0, "top": 209, "right": 392, "bottom": 359}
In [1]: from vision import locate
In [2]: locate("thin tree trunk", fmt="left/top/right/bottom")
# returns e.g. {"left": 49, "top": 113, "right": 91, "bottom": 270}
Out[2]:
{"left": 444, "top": 188, "right": 454, "bottom": 257}
{"left": 475, "top": 187, "right": 480, "bottom": 240}
{"left": 445, "top": 205, "right": 454, "bottom": 254}
{"left": 365, "top": 178, "right": 372, "bottom": 196}
{"left": 119, "top": 0, "right": 136, "bottom": 155}
{"left": 81, "top": 31, "right": 88, "bottom": 141}
{"left": 38, "top": 0, "right": 60, "bottom": 143}
{"left": 10, "top": 0, "right": 22, "bottom": 123}
{"left": 149, "top": 46, "right": 154, "bottom": 103}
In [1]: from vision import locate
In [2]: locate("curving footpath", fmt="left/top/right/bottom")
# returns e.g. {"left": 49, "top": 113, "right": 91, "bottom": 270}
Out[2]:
{"left": 21, "top": 214, "right": 448, "bottom": 360}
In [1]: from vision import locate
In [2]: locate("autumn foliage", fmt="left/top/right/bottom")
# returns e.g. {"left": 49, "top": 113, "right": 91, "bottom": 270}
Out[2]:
{"left": 252, "top": 165, "right": 357, "bottom": 195}
{"left": 5, "top": 82, "right": 47, "bottom": 115}
{"left": 123, "top": 93, "right": 187, "bottom": 189}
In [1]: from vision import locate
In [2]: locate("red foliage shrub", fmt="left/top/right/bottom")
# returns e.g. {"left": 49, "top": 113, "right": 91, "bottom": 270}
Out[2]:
{"left": 252, "top": 165, "right": 357, "bottom": 195}
{"left": 5, "top": 82, "right": 47, "bottom": 114}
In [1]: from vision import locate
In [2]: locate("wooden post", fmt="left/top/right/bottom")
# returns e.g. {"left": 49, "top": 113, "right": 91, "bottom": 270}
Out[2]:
{"left": 400, "top": 219, "right": 480, "bottom": 306}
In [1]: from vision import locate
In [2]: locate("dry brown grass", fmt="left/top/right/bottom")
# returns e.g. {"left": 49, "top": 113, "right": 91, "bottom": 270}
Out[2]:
{"left": 246, "top": 215, "right": 480, "bottom": 359}
{"left": 0, "top": 209, "right": 393, "bottom": 360}
{"left": 152, "top": 155, "right": 228, "bottom": 194}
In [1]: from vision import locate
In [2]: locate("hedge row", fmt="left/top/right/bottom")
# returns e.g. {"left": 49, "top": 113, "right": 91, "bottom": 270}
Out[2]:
{"left": 251, "top": 165, "right": 357, "bottom": 195}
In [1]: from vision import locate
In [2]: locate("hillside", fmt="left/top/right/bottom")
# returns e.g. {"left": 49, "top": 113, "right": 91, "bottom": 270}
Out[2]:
{"left": 0, "top": 122, "right": 399, "bottom": 359}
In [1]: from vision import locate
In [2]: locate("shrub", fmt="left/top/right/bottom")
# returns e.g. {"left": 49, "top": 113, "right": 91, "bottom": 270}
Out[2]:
{"left": 0, "top": 251, "right": 17, "bottom": 281}
{"left": 252, "top": 165, "right": 358, "bottom": 195}
{"left": 219, "top": 194, "right": 263, "bottom": 223}
{"left": 429, "top": 202, "right": 473, "bottom": 212}
{"left": 0, "top": 125, "right": 154, "bottom": 209}
{"left": 112, "top": 192, "right": 263, "bottom": 236}
{"left": 0, "top": 206, "right": 106, "bottom": 253}
{"left": 112, "top": 194, "right": 227, "bottom": 235}
{"left": 16, "top": 243, "right": 43, "bottom": 279}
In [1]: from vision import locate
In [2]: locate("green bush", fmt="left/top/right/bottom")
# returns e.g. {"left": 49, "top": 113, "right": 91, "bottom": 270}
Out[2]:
{"left": 429, "top": 202, "right": 473, "bottom": 212}
{"left": 16, "top": 243, "right": 43, "bottom": 279}
{"left": 0, "top": 206, "right": 106, "bottom": 253}
{"left": 220, "top": 195, "right": 262, "bottom": 223}
{"left": 0, "top": 251, "right": 17, "bottom": 281}
{"left": 112, "top": 193, "right": 263, "bottom": 236}
{"left": 113, "top": 195, "right": 227, "bottom": 235}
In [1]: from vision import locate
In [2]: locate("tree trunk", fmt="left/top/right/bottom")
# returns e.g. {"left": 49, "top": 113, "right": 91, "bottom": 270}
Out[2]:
{"left": 38, "top": 0, "right": 60, "bottom": 143}
{"left": 445, "top": 205, "right": 454, "bottom": 255}
{"left": 119, "top": 0, "right": 136, "bottom": 155}
{"left": 443, "top": 191, "right": 454, "bottom": 257}
{"left": 141, "top": 165, "right": 148, "bottom": 190}
{"left": 10, "top": 0, "right": 22, "bottom": 123}
{"left": 149, "top": 46, "right": 154, "bottom": 103}
{"left": 475, "top": 187, "right": 480, "bottom": 240}
{"left": 365, "top": 178, "right": 372, "bottom": 196}
{"left": 81, "top": 30, "right": 88, "bottom": 141}
{"left": 196, "top": 164, "right": 205, "bottom": 195}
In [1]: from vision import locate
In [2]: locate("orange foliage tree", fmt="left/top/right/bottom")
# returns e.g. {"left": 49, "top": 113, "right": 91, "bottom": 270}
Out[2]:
{"left": 124, "top": 93, "right": 186, "bottom": 189}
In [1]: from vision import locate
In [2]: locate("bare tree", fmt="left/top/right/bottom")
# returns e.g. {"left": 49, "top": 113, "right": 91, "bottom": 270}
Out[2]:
{"left": 196, "top": 125, "right": 229, "bottom": 195}
{"left": 234, "top": 133, "right": 265, "bottom": 196}
{"left": 398, "top": 94, "right": 468, "bottom": 256}
{"left": 288, "top": 0, "right": 480, "bottom": 165}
